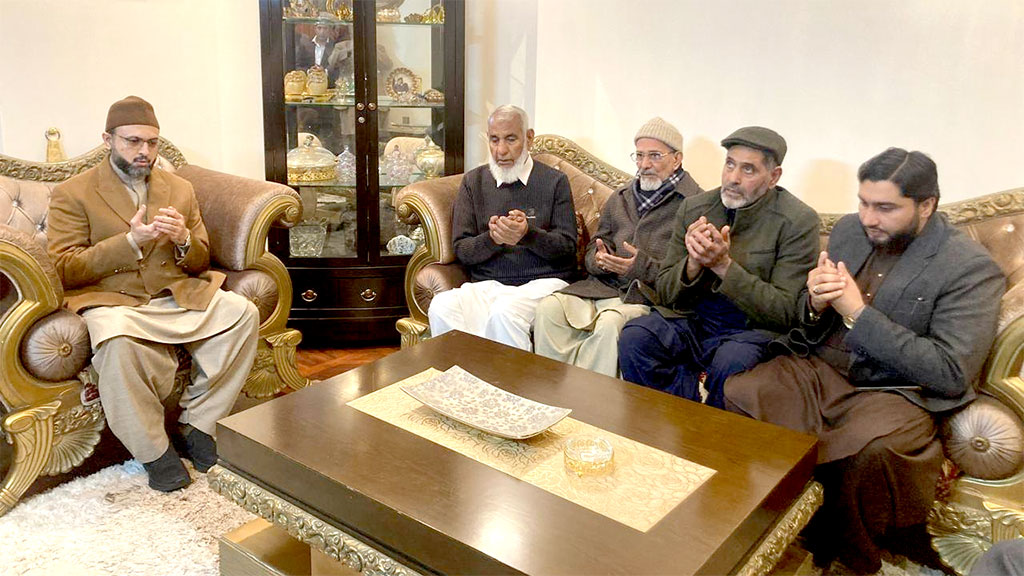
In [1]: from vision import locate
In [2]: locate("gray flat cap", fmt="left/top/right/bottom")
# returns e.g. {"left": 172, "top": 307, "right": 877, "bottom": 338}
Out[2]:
{"left": 721, "top": 126, "right": 787, "bottom": 165}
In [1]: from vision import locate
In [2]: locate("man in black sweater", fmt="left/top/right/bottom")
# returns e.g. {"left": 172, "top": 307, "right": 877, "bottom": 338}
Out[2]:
{"left": 428, "top": 105, "right": 577, "bottom": 350}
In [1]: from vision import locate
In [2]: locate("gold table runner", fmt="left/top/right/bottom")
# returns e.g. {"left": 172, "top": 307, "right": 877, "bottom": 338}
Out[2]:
{"left": 347, "top": 368, "right": 715, "bottom": 532}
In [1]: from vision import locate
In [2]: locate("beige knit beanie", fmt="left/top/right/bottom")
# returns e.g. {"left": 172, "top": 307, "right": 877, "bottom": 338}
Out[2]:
{"left": 106, "top": 96, "right": 160, "bottom": 133}
{"left": 634, "top": 117, "right": 683, "bottom": 152}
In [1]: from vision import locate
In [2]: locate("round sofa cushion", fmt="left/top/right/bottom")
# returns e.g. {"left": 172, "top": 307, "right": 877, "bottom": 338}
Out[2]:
{"left": 20, "top": 309, "right": 91, "bottom": 382}
{"left": 943, "top": 395, "right": 1024, "bottom": 480}
{"left": 222, "top": 269, "right": 278, "bottom": 324}
{"left": 415, "top": 263, "right": 469, "bottom": 313}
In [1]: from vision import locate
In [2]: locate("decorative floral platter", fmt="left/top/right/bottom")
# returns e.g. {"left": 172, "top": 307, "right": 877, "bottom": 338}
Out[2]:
{"left": 401, "top": 365, "right": 571, "bottom": 440}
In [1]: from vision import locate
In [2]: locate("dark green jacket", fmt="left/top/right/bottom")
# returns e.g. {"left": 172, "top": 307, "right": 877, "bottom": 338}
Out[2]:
{"left": 655, "top": 186, "right": 820, "bottom": 332}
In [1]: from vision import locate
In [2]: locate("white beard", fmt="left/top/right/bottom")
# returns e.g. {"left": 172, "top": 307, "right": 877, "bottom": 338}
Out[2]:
{"left": 721, "top": 194, "right": 745, "bottom": 209}
{"left": 489, "top": 148, "right": 530, "bottom": 185}
{"left": 639, "top": 175, "right": 663, "bottom": 191}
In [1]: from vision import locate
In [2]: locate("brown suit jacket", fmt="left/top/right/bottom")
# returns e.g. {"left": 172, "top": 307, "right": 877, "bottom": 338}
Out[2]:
{"left": 47, "top": 158, "right": 224, "bottom": 313}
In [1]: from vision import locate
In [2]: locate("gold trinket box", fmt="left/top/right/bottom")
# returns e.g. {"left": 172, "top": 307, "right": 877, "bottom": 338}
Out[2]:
{"left": 287, "top": 135, "right": 337, "bottom": 183}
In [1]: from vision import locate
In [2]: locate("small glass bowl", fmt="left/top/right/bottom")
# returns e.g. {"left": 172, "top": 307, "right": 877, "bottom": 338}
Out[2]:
{"left": 564, "top": 435, "right": 614, "bottom": 477}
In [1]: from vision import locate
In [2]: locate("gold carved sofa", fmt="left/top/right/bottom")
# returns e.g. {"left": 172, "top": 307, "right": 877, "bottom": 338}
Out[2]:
{"left": 394, "top": 135, "right": 1024, "bottom": 575}
{"left": 0, "top": 133, "right": 310, "bottom": 517}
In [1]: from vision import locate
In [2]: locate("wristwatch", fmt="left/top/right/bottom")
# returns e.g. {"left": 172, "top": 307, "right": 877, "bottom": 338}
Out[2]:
{"left": 843, "top": 305, "right": 866, "bottom": 330}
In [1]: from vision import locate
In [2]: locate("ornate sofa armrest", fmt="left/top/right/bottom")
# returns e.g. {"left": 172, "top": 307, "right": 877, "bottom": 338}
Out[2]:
{"left": 0, "top": 224, "right": 84, "bottom": 411}
{"left": 175, "top": 165, "right": 308, "bottom": 396}
{"left": 394, "top": 175, "right": 467, "bottom": 326}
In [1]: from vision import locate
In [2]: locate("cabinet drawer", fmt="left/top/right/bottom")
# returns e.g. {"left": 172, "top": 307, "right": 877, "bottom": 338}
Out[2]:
{"left": 291, "top": 275, "right": 404, "bottom": 310}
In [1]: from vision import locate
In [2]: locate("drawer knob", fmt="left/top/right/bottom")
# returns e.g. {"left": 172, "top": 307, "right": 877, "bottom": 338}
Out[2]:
{"left": 301, "top": 289, "right": 318, "bottom": 302}
{"left": 360, "top": 288, "right": 378, "bottom": 302}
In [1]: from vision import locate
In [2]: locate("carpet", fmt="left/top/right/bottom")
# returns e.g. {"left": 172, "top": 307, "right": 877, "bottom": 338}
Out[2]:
{"left": 0, "top": 459, "right": 947, "bottom": 576}
{"left": 0, "top": 460, "right": 256, "bottom": 576}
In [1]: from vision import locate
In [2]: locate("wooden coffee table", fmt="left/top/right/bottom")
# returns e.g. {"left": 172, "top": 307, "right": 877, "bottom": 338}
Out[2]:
{"left": 210, "top": 331, "right": 820, "bottom": 575}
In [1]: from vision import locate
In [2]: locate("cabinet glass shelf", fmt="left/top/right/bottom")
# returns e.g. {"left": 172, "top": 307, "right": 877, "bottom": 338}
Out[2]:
{"left": 284, "top": 17, "right": 443, "bottom": 28}
{"left": 285, "top": 100, "right": 445, "bottom": 109}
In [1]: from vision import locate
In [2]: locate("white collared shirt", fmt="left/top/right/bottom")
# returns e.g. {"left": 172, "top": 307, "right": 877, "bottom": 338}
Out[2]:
{"left": 313, "top": 36, "right": 327, "bottom": 66}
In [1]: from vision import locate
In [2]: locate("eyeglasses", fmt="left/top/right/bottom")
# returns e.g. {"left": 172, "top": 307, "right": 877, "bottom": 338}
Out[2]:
{"left": 631, "top": 151, "right": 675, "bottom": 163}
{"left": 113, "top": 134, "right": 160, "bottom": 151}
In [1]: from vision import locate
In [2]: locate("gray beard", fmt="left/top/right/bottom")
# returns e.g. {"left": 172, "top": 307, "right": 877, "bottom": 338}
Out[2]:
{"left": 488, "top": 149, "right": 529, "bottom": 185}
{"left": 639, "top": 175, "right": 663, "bottom": 191}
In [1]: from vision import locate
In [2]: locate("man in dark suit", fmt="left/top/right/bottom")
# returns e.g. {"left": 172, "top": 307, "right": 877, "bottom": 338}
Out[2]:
{"left": 295, "top": 17, "right": 352, "bottom": 84}
{"left": 724, "top": 148, "right": 1005, "bottom": 573}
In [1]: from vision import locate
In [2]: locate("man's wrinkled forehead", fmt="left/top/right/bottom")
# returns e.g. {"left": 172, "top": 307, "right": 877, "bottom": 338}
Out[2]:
{"left": 488, "top": 113, "right": 524, "bottom": 138}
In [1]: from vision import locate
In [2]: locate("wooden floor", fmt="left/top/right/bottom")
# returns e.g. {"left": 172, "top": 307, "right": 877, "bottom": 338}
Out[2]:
{"left": 296, "top": 345, "right": 399, "bottom": 381}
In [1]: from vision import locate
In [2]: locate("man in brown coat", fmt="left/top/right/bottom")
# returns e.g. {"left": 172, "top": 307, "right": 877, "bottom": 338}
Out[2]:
{"left": 533, "top": 117, "right": 703, "bottom": 376}
{"left": 47, "top": 96, "right": 260, "bottom": 492}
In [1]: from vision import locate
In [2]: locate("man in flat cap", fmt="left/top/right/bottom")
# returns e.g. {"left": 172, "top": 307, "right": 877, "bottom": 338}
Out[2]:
{"left": 618, "top": 126, "right": 819, "bottom": 407}
{"left": 428, "top": 105, "right": 577, "bottom": 350}
{"left": 725, "top": 148, "right": 1003, "bottom": 573}
{"left": 47, "top": 96, "right": 260, "bottom": 492}
{"left": 533, "top": 117, "right": 703, "bottom": 376}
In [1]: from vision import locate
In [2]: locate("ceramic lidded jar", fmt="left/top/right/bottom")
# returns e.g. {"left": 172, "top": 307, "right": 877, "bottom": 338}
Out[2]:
{"left": 287, "top": 135, "right": 337, "bottom": 183}
{"left": 306, "top": 66, "right": 329, "bottom": 96}
{"left": 284, "top": 70, "right": 307, "bottom": 98}
{"left": 414, "top": 136, "right": 445, "bottom": 179}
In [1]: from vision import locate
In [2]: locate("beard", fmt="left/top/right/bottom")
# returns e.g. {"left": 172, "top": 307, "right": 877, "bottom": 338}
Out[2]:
{"left": 111, "top": 147, "right": 153, "bottom": 178}
{"left": 865, "top": 212, "right": 920, "bottom": 251}
{"left": 638, "top": 170, "right": 663, "bottom": 192}
{"left": 488, "top": 147, "right": 530, "bottom": 185}
{"left": 720, "top": 185, "right": 749, "bottom": 209}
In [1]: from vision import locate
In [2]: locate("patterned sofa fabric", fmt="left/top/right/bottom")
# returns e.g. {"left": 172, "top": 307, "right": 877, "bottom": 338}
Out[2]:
{"left": 394, "top": 134, "right": 1024, "bottom": 575}
{"left": 0, "top": 136, "right": 311, "bottom": 518}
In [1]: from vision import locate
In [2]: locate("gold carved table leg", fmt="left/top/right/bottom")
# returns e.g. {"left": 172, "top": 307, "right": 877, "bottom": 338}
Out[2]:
{"left": 736, "top": 481, "right": 825, "bottom": 576}
{"left": 208, "top": 465, "right": 426, "bottom": 576}
{"left": 0, "top": 401, "right": 60, "bottom": 517}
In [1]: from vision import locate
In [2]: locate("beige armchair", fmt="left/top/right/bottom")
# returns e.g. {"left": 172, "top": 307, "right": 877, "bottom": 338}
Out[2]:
{"left": 394, "top": 134, "right": 1024, "bottom": 575}
{"left": 393, "top": 135, "right": 627, "bottom": 348}
{"left": 0, "top": 133, "right": 310, "bottom": 517}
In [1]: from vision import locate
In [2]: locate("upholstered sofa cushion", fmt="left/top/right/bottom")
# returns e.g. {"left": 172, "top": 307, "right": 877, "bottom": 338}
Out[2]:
{"left": 943, "top": 395, "right": 1024, "bottom": 480}
{"left": 414, "top": 262, "right": 470, "bottom": 313}
{"left": 223, "top": 269, "right": 278, "bottom": 324}
{"left": 20, "top": 310, "right": 90, "bottom": 382}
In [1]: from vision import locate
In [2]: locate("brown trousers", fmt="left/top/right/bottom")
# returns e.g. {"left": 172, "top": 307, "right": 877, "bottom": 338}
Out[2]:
{"left": 725, "top": 355, "right": 944, "bottom": 572}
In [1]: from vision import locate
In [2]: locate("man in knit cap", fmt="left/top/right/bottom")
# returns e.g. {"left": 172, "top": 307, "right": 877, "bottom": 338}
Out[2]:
{"left": 428, "top": 105, "right": 577, "bottom": 350}
{"left": 618, "top": 126, "right": 819, "bottom": 407}
{"left": 47, "top": 96, "right": 260, "bottom": 492}
{"left": 533, "top": 117, "right": 703, "bottom": 376}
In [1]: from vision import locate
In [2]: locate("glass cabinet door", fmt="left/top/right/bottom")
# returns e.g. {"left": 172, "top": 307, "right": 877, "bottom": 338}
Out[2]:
{"left": 281, "top": 12, "right": 360, "bottom": 260}
{"left": 263, "top": 0, "right": 463, "bottom": 344}
{"left": 372, "top": 0, "right": 448, "bottom": 259}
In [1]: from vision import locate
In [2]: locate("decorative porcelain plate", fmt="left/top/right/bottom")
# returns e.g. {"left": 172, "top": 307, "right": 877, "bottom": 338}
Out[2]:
{"left": 401, "top": 366, "right": 571, "bottom": 440}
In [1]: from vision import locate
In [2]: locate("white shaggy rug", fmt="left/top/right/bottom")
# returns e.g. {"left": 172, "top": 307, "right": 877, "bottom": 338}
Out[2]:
{"left": 0, "top": 460, "right": 256, "bottom": 576}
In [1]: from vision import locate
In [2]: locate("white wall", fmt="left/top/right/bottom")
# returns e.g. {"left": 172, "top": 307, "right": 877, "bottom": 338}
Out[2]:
{"left": 0, "top": 0, "right": 264, "bottom": 178}
{"left": 529, "top": 0, "right": 1024, "bottom": 211}
{"left": 2, "top": 1, "right": 1022, "bottom": 212}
